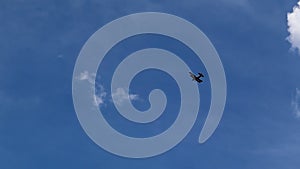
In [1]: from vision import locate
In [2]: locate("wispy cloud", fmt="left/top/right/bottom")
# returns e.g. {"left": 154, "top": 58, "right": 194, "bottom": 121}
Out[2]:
{"left": 251, "top": 134, "right": 300, "bottom": 157}
{"left": 77, "top": 71, "right": 107, "bottom": 107}
{"left": 77, "top": 71, "right": 139, "bottom": 107}
{"left": 93, "top": 85, "right": 107, "bottom": 107}
{"left": 111, "top": 88, "right": 139, "bottom": 106}
{"left": 57, "top": 54, "right": 64, "bottom": 58}
{"left": 291, "top": 88, "right": 300, "bottom": 118}
{"left": 77, "top": 70, "right": 96, "bottom": 84}
{"left": 287, "top": 1, "right": 300, "bottom": 54}
{"left": 0, "top": 91, "right": 41, "bottom": 115}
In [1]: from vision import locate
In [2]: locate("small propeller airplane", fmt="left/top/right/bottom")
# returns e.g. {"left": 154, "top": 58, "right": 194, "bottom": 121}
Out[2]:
{"left": 189, "top": 72, "right": 204, "bottom": 83}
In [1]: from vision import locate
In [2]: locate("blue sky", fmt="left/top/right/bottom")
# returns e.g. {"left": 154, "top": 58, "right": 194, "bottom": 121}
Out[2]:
{"left": 1, "top": 0, "right": 300, "bottom": 168}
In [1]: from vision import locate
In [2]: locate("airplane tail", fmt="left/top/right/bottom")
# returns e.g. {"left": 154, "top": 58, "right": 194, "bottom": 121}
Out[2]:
{"left": 198, "top": 73, "right": 204, "bottom": 77}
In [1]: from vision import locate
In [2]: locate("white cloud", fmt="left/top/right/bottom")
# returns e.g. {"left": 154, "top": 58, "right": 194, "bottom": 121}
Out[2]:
{"left": 291, "top": 88, "right": 300, "bottom": 118}
{"left": 77, "top": 71, "right": 140, "bottom": 107}
{"left": 287, "top": 1, "right": 300, "bottom": 53}
{"left": 77, "top": 71, "right": 106, "bottom": 107}
{"left": 93, "top": 84, "right": 107, "bottom": 107}
{"left": 111, "top": 88, "right": 139, "bottom": 106}
{"left": 77, "top": 70, "right": 96, "bottom": 84}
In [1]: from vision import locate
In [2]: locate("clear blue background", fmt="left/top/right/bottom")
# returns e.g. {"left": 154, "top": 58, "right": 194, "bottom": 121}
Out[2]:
{"left": 1, "top": 0, "right": 300, "bottom": 168}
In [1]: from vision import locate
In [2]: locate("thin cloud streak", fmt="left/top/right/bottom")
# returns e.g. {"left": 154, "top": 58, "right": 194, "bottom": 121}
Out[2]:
{"left": 291, "top": 88, "right": 300, "bottom": 118}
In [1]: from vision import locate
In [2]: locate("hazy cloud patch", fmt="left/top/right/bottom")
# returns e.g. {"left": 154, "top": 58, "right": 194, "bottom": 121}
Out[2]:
{"left": 111, "top": 88, "right": 139, "bottom": 106}
{"left": 77, "top": 71, "right": 140, "bottom": 107}
{"left": 291, "top": 88, "right": 300, "bottom": 118}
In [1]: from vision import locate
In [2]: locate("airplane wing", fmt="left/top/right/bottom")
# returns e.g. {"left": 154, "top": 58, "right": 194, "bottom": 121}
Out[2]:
{"left": 189, "top": 72, "right": 196, "bottom": 81}
{"left": 190, "top": 72, "right": 204, "bottom": 83}
{"left": 198, "top": 73, "right": 204, "bottom": 77}
{"left": 196, "top": 79, "right": 203, "bottom": 83}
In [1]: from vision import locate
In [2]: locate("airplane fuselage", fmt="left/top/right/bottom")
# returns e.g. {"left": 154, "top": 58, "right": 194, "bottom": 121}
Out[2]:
{"left": 189, "top": 72, "right": 203, "bottom": 83}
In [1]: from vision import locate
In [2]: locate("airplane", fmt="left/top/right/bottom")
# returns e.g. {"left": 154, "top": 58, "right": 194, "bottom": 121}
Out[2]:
{"left": 189, "top": 72, "right": 204, "bottom": 83}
